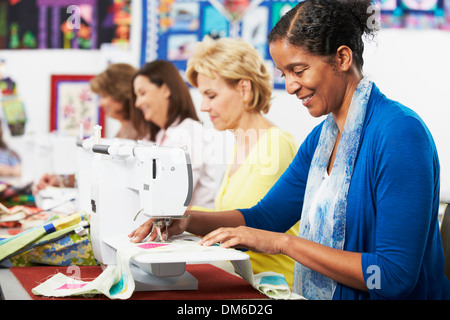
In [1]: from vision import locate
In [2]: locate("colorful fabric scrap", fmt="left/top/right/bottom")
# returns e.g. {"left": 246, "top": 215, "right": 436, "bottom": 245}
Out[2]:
{"left": 0, "top": 212, "right": 96, "bottom": 267}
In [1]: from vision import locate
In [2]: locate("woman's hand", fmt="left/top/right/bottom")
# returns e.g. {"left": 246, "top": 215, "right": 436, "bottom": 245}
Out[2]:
{"left": 129, "top": 215, "right": 191, "bottom": 243}
{"left": 0, "top": 164, "right": 21, "bottom": 177}
{"left": 129, "top": 219, "right": 155, "bottom": 243}
{"left": 199, "top": 226, "right": 286, "bottom": 255}
{"left": 32, "top": 173, "right": 60, "bottom": 195}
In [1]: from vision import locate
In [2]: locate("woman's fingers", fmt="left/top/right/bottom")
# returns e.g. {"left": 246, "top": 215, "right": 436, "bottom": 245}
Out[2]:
{"left": 129, "top": 219, "right": 155, "bottom": 243}
{"left": 199, "top": 226, "right": 282, "bottom": 254}
{"left": 129, "top": 216, "right": 190, "bottom": 243}
{"left": 199, "top": 227, "right": 243, "bottom": 248}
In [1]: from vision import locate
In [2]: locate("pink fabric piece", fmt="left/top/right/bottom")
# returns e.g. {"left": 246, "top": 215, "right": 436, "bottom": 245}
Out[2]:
{"left": 57, "top": 283, "right": 87, "bottom": 290}
{"left": 137, "top": 243, "right": 170, "bottom": 250}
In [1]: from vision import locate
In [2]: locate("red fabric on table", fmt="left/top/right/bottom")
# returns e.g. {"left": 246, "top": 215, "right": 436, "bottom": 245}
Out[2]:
{"left": 10, "top": 264, "right": 267, "bottom": 300}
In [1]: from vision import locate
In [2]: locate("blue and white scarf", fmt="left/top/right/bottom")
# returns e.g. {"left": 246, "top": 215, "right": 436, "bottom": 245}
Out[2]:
{"left": 293, "top": 78, "right": 373, "bottom": 300}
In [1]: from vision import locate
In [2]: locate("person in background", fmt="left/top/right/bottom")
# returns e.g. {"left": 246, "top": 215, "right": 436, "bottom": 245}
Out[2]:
{"left": 89, "top": 63, "right": 148, "bottom": 140}
{"left": 32, "top": 63, "right": 148, "bottom": 195}
{"left": 0, "top": 121, "right": 21, "bottom": 177}
{"left": 131, "top": 59, "right": 222, "bottom": 208}
{"left": 129, "top": 0, "right": 450, "bottom": 300}
{"left": 183, "top": 36, "right": 299, "bottom": 288}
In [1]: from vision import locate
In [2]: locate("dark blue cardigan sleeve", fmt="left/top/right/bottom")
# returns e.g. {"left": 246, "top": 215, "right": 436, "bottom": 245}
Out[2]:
{"left": 361, "top": 111, "right": 443, "bottom": 299}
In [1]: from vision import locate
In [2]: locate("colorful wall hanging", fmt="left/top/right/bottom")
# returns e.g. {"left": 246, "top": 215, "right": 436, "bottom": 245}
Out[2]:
{"left": 140, "top": 0, "right": 298, "bottom": 89}
{"left": 0, "top": 62, "right": 26, "bottom": 136}
{"left": 1, "top": 96, "right": 26, "bottom": 136}
{"left": 50, "top": 75, "right": 104, "bottom": 137}
{"left": 379, "top": 0, "right": 450, "bottom": 30}
{"left": 0, "top": 0, "right": 132, "bottom": 50}
{"left": 140, "top": 0, "right": 450, "bottom": 91}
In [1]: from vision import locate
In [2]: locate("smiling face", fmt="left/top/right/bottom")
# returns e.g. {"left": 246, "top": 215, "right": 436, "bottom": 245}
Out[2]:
{"left": 197, "top": 73, "right": 248, "bottom": 131}
{"left": 133, "top": 75, "right": 170, "bottom": 128}
{"left": 269, "top": 39, "right": 351, "bottom": 119}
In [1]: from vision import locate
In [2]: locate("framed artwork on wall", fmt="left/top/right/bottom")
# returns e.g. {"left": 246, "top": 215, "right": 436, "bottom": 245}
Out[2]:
{"left": 50, "top": 74, "right": 104, "bottom": 137}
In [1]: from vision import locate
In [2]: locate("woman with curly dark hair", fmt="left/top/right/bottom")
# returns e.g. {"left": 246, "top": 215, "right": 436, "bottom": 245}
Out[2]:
{"left": 130, "top": 0, "right": 450, "bottom": 300}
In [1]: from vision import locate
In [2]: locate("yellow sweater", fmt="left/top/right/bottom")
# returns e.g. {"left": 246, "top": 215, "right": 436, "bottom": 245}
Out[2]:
{"left": 196, "top": 127, "right": 299, "bottom": 288}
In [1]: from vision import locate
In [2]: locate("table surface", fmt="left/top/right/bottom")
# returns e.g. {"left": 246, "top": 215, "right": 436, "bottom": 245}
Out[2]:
{"left": 0, "top": 267, "right": 32, "bottom": 300}
{"left": 0, "top": 260, "right": 241, "bottom": 300}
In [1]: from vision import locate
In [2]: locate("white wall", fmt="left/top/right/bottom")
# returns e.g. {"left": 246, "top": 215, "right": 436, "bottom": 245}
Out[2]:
{"left": 363, "top": 29, "right": 450, "bottom": 196}
{"left": 0, "top": 3, "right": 449, "bottom": 194}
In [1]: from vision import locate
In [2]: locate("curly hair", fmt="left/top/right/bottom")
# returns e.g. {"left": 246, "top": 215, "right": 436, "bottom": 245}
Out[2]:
{"left": 268, "top": 0, "right": 378, "bottom": 69}
{"left": 186, "top": 36, "right": 273, "bottom": 114}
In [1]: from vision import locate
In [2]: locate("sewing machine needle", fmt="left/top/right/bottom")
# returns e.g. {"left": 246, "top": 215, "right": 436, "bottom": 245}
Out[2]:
{"left": 156, "top": 226, "right": 163, "bottom": 242}
{"left": 163, "top": 218, "right": 172, "bottom": 242}
{"left": 153, "top": 220, "right": 165, "bottom": 242}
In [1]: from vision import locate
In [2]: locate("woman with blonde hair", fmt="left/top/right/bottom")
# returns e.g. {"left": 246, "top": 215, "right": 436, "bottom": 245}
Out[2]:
{"left": 131, "top": 37, "right": 300, "bottom": 288}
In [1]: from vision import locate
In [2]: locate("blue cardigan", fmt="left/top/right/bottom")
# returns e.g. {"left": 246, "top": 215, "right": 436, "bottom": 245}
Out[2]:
{"left": 240, "top": 84, "right": 450, "bottom": 299}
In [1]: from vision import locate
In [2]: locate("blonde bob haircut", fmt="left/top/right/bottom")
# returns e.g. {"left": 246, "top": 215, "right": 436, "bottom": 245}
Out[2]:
{"left": 186, "top": 36, "right": 272, "bottom": 114}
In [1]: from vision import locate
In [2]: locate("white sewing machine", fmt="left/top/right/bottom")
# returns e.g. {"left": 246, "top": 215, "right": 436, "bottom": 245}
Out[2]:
{"left": 76, "top": 133, "right": 249, "bottom": 291}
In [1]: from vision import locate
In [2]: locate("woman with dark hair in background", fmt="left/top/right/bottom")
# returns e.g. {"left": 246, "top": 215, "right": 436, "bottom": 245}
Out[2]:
{"left": 132, "top": 60, "right": 222, "bottom": 208}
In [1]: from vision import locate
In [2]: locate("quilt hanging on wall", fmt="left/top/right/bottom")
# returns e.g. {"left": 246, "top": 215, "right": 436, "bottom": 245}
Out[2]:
{"left": 0, "top": 0, "right": 131, "bottom": 50}
{"left": 379, "top": 0, "right": 450, "bottom": 30}
{"left": 141, "top": 0, "right": 450, "bottom": 91}
{"left": 141, "top": 0, "right": 299, "bottom": 89}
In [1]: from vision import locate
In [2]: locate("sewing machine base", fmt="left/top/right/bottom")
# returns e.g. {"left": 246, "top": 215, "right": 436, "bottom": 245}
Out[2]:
{"left": 97, "top": 233, "right": 250, "bottom": 292}
{"left": 130, "top": 263, "right": 198, "bottom": 291}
